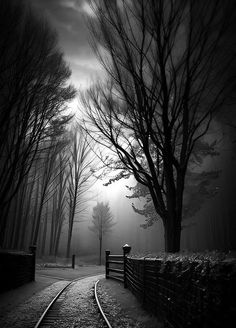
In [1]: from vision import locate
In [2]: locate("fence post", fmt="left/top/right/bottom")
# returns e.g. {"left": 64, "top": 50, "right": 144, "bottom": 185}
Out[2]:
{"left": 142, "top": 257, "right": 146, "bottom": 306}
{"left": 29, "top": 245, "right": 36, "bottom": 281}
{"left": 72, "top": 254, "right": 75, "bottom": 269}
{"left": 105, "top": 250, "right": 110, "bottom": 279}
{"left": 123, "top": 244, "right": 131, "bottom": 288}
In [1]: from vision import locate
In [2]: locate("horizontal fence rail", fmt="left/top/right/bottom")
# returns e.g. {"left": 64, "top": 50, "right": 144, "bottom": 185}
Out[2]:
{"left": 106, "top": 251, "right": 124, "bottom": 282}
{"left": 105, "top": 244, "right": 131, "bottom": 283}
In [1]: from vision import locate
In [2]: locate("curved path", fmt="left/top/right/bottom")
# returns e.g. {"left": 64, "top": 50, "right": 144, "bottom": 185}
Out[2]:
{"left": 36, "top": 265, "right": 105, "bottom": 281}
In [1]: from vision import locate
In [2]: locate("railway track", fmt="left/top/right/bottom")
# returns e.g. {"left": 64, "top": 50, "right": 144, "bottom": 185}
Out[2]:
{"left": 34, "top": 276, "right": 112, "bottom": 328}
{"left": 95, "top": 280, "right": 112, "bottom": 328}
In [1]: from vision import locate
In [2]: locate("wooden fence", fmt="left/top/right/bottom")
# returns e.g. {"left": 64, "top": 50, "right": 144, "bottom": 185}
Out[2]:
{"left": 125, "top": 256, "right": 236, "bottom": 328}
{"left": 105, "top": 247, "right": 236, "bottom": 328}
{"left": 0, "top": 246, "right": 36, "bottom": 293}
{"left": 105, "top": 244, "right": 131, "bottom": 283}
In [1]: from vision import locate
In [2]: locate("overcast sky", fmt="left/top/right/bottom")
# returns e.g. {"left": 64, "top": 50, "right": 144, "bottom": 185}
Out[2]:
{"left": 32, "top": 0, "right": 102, "bottom": 91}
{"left": 30, "top": 0, "right": 131, "bottom": 205}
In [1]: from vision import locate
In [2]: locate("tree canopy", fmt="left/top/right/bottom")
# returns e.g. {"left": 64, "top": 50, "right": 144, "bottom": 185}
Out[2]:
{"left": 0, "top": 0, "right": 76, "bottom": 245}
{"left": 82, "top": 0, "right": 235, "bottom": 252}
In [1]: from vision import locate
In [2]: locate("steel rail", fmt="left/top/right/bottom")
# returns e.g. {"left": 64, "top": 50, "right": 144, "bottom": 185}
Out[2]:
{"left": 34, "top": 279, "right": 74, "bottom": 328}
{"left": 34, "top": 274, "right": 102, "bottom": 328}
{"left": 94, "top": 279, "right": 113, "bottom": 328}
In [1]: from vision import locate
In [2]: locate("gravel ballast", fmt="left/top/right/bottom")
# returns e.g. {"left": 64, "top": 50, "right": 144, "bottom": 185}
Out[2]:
{"left": 0, "top": 273, "right": 163, "bottom": 328}
{"left": 0, "top": 280, "right": 69, "bottom": 328}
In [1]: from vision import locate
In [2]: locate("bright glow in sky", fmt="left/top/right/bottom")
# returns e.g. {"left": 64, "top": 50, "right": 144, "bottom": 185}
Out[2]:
{"left": 30, "top": 0, "right": 144, "bottom": 228}
{"left": 32, "top": 0, "right": 103, "bottom": 93}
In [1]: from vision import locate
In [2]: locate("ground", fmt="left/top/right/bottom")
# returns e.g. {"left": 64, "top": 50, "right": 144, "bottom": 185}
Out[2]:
{"left": 0, "top": 265, "right": 163, "bottom": 327}
{"left": 98, "top": 278, "right": 163, "bottom": 327}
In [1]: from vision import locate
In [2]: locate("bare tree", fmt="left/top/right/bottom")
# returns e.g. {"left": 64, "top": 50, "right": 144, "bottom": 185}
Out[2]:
{"left": 66, "top": 127, "right": 95, "bottom": 258}
{"left": 3, "top": 133, "right": 71, "bottom": 253}
{"left": 48, "top": 152, "right": 69, "bottom": 256}
{"left": 82, "top": 0, "right": 235, "bottom": 252}
{"left": 0, "top": 0, "right": 75, "bottom": 245}
{"left": 89, "top": 202, "right": 115, "bottom": 265}
{"left": 127, "top": 139, "right": 220, "bottom": 228}
{"left": 31, "top": 139, "right": 68, "bottom": 246}
{"left": 35, "top": 147, "right": 67, "bottom": 257}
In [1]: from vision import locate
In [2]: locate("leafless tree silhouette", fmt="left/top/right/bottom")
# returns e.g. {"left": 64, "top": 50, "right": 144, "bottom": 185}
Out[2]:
{"left": 82, "top": 0, "right": 235, "bottom": 252}
{"left": 66, "top": 126, "right": 95, "bottom": 258}
{"left": 0, "top": 0, "right": 75, "bottom": 245}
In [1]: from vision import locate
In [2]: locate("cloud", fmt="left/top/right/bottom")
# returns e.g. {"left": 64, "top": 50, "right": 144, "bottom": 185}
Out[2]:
{"left": 61, "top": 0, "right": 95, "bottom": 17}
{"left": 68, "top": 56, "right": 104, "bottom": 90}
{"left": 31, "top": 0, "right": 99, "bottom": 89}
{"left": 80, "top": 1, "right": 96, "bottom": 17}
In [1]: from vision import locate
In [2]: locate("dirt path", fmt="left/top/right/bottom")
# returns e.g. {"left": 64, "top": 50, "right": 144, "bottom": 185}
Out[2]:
{"left": 0, "top": 265, "right": 104, "bottom": 325}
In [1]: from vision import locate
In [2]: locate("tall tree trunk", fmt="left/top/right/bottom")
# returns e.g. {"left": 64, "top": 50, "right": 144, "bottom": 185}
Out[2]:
{"left": 20, "top": 180, "right": 35, "bottom": 250}
{"left": 12, "top": 189, "right": 21, "bottom": 249}
{"left": 32, "top": 187, "right": 46, "bottom": 245}
{"left": 66, "top": 223, "right": 73, "bottom": 258}
{"left": 38, "top": 218, "right": 43, "bottom": 256}
{"left": 2, "top": 201, "right": 13, "bottom": 248}
{"left": 49, "top": 195, "right": 57, "bottom": 255}
{"left": 163, "top": 215, "right": 181, "bottom": 253}
{"left": 6, "top": 194, "right": 19, "bottom": 249}
{"left": 54, "top": 215, "right": 63, "bottom": 257}
{"left": 0, "top": 184, "right": 16, "bottom": 247}
{"left": 41, "top": 206, "right": 48, "bottom": 257}
{"left": 13, "top": 180, "right": 27, "bottom": 249}
{"left": 162, "top": 156, "right": 184, "bottom": 253}
{"left": 66, "top": 199, "right": 76, "bottom": 258}
{"left": 30, "top": 176, "right": 40, "bottom": 245}
{"left": 0, "top": 205, "right": 9, "bottom": 246}
{"left": 99, "top": 236, "right": 102, "bottom": 265}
